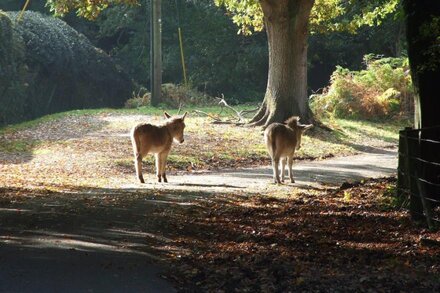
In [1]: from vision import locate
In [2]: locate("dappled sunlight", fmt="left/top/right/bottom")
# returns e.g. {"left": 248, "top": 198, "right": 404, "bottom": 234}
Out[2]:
{"left": 0, "top": 229, "right": 174, "bottom": 260}
{"left": 106, "top": 228, "right": 174, "bottom": 243}
{"left": 0, "top": 110, "right": 404, "bottom": 192}
{"left": 339, "top": 241, "right": 398, "bottom": 250}
{"left": 0, "top": 207, "right": 32, "bottom": 213}
{"left": 0, "top": 176, "right": 439, "bottom": 291}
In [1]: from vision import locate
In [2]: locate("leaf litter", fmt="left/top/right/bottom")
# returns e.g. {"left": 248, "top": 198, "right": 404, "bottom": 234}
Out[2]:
{"left": 0, "top": 112, "right": 437, "bottom": 291}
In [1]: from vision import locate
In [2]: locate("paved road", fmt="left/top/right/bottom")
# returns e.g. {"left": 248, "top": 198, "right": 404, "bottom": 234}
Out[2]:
{"left": 125, "top": 148, "right": 398, "bottom": 192}
{"left": 0, "top": 148, "right": 397, "bottom": 292}
{"left": 0, "top": 246, "right": 174, "bottom": 293}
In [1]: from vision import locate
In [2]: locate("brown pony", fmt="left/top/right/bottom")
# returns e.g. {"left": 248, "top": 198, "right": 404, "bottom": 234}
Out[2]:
{"left": 131, "top": 112, "right": 187, "bottom": 183}
{"left": 264, "top": 116, "right": 313, "bottom": 184}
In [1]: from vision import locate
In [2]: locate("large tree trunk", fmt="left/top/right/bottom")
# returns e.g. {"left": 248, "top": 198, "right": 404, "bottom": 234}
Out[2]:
{"left": 401, "top": 0, "right": 440, "bottom": 224}
{"left": 404, "top": 0, "right": 440, "bottom": 128}
{"left": 249, "top": 0, "right": 314, "bottom": 127}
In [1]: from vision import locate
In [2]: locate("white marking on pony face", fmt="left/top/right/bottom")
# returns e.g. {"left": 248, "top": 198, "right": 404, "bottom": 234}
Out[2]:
{"left": 172, "top": 119, "right": 186, "bottom": 144}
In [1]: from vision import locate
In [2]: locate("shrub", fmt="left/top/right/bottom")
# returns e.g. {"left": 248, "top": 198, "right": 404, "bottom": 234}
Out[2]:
{"left": 0, "top": 12, "right": 27, "bottom": 124}
{"left": 310, "top": 55, "right": 414, "bottom": 120}
{"left": 0, "top": 11, "right": 135, "bottom": 125}
{"left": 125, "top": 83, "right": 217, "bottom": 109}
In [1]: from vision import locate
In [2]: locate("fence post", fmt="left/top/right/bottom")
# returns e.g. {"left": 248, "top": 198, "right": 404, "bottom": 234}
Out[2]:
{"left": 403, "top": 127, "right": 424, "bottom": 220}
{"left": 397, "top": 130, "right": 406, "bottom": 197}
{"left": 415, "top": 171, "right": 434, "bottom": 229}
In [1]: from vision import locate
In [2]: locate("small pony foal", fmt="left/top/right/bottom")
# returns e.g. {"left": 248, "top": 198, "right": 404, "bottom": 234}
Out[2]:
{"left": 131, "top": 112, "right": 187, "bottom": 183}
{"left": 264, "top": 116, "right": 313, "bottom": 184}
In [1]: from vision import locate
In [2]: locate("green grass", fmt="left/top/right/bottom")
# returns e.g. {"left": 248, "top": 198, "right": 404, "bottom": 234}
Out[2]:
{"left": 0, "top": 104, "right": 258, "bottom": 135}
{"left": 0, "top": 138, "right": 45, "bottom": 154}
{"left": 378, "top": 184, "right": 410, "bottom": 211}
{"left": 0, "top": 109, "right": 111, "bottom": 135}
{"left": 333, "top": 118, "right": 411, "bottom": 143}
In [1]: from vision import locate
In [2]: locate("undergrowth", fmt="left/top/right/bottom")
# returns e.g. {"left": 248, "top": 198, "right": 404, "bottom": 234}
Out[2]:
{"left": 125, "top": 83, "right": 218, "bottom": 109}
{"left": 311, "top": 55, "right": 414, "bottom": 120}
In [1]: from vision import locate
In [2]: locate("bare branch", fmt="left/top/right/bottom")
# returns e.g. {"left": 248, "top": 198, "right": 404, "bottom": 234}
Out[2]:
{"left": 177, "top": 102, "right": 185, "bottom": 115}
{"left": 194, "top": 95, "right": 259, "bottom": 125}
{"left": 239, "top": 107, "right": 259, "bottom": 116}
{"left": 215, "top": 94, "right": 244, "bottom": 122}
{"left": 212, "top": 121, "right": 246, "bottom": 126}
{"left": 192, "top": 110, "right": 222, "bottom": 122}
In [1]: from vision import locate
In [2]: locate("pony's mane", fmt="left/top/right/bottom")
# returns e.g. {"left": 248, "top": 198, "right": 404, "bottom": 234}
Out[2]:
{"left": 284, "top": 116, "right": 300, "bottom": 127}
{"left": 162, "top": 116, "right": 182, "bottom": 126}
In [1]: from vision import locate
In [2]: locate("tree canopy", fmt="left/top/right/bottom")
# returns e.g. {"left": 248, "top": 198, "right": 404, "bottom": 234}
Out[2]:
{"left": 46, "top": 0, "right": 399, "bottom": 35}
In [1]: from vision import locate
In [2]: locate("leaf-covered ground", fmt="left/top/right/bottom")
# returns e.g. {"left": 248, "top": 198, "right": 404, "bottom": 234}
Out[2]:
{"left": 1, "top": 109, "right": 436, "bottom": 292}
{"left": 0, "top": 108, "right": 406, "bottom": 189}
{"left": 0, "top": 178, "right": 439, "bottom": 292}
{"left": 162, "top": 178, "right": 440, "bottom": 292}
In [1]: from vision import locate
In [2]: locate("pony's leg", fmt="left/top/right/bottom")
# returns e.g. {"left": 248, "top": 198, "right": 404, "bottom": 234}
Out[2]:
{"left": 272, "top": 156, "right": 281, "bottom": 184}
{"left": 135, "top": 153, "right": 144, "bottom": 183}
{"left": 159, "top": 151, "right": 169, "bottom": 183}
{"left": 155, "top": 153, "right": 162, "bottom": 182}
{"left": 288, "top": 156, "right": 295, "bottom": 183}
{"left": 280, "top": 157, "right": 286, "bottom": 183}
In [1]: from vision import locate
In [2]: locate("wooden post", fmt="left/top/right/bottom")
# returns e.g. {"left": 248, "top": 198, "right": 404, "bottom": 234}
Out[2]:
{"left": 150, "top": 0, "right": 162, "bottom": 106}
{"left": 404, "top": 127, "right": 424, "bottom": 220}
{"left": 397, "top": 130, "right": 406, "bottom": 197}
{"left": 416, "top": 169, "right": 434, "bottom": 229}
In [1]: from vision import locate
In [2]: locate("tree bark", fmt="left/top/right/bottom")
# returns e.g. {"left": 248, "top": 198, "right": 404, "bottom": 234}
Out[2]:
{"left": 249, "top": 0, "right": 314, "bottom": 127}
{"left": 404, "top": 0, "right": 440, "bottom": 128}
{"left": 403, "top": 0, "right": 440, "bottom": 226}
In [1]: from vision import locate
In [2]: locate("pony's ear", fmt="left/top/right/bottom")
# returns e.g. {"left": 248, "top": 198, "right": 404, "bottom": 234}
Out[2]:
{"left": 164, "top": 112, "right": 171, "bottom": 119}
{"left": 181, "top": 111, "right": 188, "bottom": 120}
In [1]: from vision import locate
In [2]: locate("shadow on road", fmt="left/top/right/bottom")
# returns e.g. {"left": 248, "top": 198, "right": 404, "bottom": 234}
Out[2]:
{"left": 0, "top": 182, "right": 439, "bottom": 292}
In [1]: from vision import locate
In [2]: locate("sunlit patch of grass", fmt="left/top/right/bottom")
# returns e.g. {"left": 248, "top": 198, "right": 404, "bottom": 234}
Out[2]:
{"left": 299, "top": 117, "right": 411, "bottom": 159}
{"left": 327, "top": 118, "right": 411, "bottom": 144}
{"left": 0, "top": 108, "right": 114, "bottom": 135}
{"left": 0, "top": 139, "right": 40, "bottom": 153}
{"left": 32, "top": 147, "right": 52, "bottom": 155}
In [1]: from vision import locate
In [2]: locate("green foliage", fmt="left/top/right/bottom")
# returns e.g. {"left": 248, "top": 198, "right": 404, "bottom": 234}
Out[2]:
{"left": 46, "top": 0, "right": 138, "bottom": 19}
{"left": 0, "top": 12, "right": 27, "bottom": 124}
{"left": 0, "top": 0, "right": 407, "bottom": 115}
{"left": 214, "top": 0, "right": 262, "bottom": 35}
{"left": 0, "top": 0, "right": 48, "bottom": 13}
{"left": 215, "top": 0, "right": 399, "bottom": 35}
{"left": 417, "top": 16, "right": 440, "bottom": 73}
{"left": 93, "top": 1, "right": 267, "bottom": 101}
{"left": 44, "top": 0, "right": 400, "bottom": 36}
{"left": 311, "top": 55, "right": 414, "bottom": 120}
{"left": 0, "top": 11, "right": 135, "bottom": 125}
{"left": 379, "top": 183, "right": 410, "bottom": 210}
